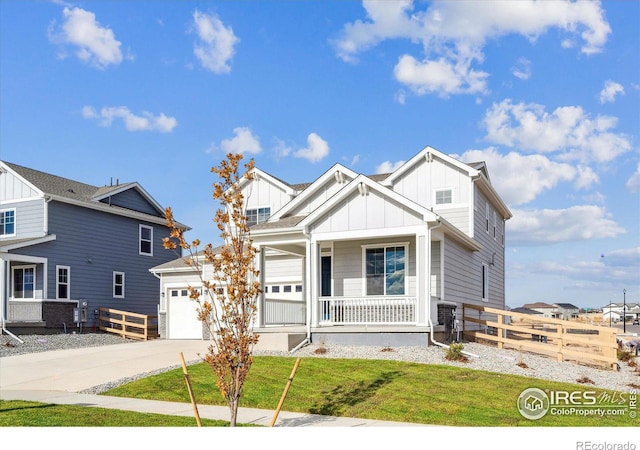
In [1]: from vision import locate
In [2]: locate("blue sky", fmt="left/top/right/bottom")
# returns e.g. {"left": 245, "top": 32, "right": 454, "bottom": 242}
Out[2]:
{"left": 1, "top": 0, "right": 638, "bottom": 310}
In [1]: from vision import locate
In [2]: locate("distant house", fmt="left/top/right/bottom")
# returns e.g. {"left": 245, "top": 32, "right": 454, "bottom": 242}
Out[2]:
{"left": 602, "top": 302, "right": 640, "bottom": 323}
{"left": 0, "top": 161, "right": 187, "bottom": 333}
{"left": 522, "top": 302, "right": 556, "bottom": 318}
{"left": 553, "top": 303, "right": 580, "bottom": 320}
{"left": 152, "top": 145, "right": 513, "bottom": 347}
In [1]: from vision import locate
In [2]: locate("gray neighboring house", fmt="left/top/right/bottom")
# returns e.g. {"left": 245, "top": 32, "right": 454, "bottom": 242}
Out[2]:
{"left": 553, "top": 303, "right": 580, "bottom": 320}
{"left": 0, "top": 161, "right": 187, "bottom": 333}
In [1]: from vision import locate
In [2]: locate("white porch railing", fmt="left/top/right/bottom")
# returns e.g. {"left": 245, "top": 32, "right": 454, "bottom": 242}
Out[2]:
{"left": 319, "top": 296, "right": 417, "bottom": 325}
{"left": 264, "top": 298, "right": 306, "bottom": 325}
{"left": 8, "top": 300, "right": 43, "bottom": 321}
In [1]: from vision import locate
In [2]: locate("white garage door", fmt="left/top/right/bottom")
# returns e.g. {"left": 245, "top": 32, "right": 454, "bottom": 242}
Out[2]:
{"left": 168, "top": 288, "right": 203, "bottom": 339}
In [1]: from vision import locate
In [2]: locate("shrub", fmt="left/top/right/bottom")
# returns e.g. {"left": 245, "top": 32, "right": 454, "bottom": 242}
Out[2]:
{"left": 445, "top": 343, "right": 469, "bottom": 363}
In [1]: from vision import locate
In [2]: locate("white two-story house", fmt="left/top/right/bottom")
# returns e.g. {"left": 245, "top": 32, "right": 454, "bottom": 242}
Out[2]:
{"left": 152, "top": 146, "right": 512, "bottom": 348}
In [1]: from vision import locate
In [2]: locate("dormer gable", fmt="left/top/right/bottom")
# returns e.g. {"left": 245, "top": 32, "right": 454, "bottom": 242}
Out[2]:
{"left": 93, "top": 182, "right": 165, "bottom": 217}
{"left": 269, "top": 163, "right": 357, "bottom": 221}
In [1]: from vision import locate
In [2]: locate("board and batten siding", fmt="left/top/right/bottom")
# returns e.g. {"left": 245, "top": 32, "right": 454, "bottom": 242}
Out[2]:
{"left": 390, "top": 156, "right": 471, "bottom": 212}
{"left": 12, "top": 201, "right": 176, "bottom": 315}
{"left": 332, "top": 237, "right": 416, "bottom": 298}
{"left": 287, "top": 176, "right": 352, "bottom": 217}
{"left": 0, "top": 167, "right": 40, "bottom": 201}
{"left": 242, "top": 177, "right": 292, "bottom": 215}
{"left": 309, "top": 190, "right": 425, "bottom": 234}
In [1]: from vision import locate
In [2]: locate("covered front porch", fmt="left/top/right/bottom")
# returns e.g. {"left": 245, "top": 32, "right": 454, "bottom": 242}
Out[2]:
{"left": 254, "top": 228, "right": 447, "bottom": 336}
{"left": 0, "top": 253, "right": 78, "bottom": 330}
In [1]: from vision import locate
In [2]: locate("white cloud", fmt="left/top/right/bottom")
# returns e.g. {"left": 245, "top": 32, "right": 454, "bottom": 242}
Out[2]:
{"left": 511, "top": 57, "right": 531, "bottom": 80}
{"left": 192, "top": 10, "right": 238, "bottom": 74}
{"left": 48, "top": 7, "right": 124, "bottom": 69}
{"left": 82, "top": 106, "right": 177, "bottom": 132}
{"left": 507, "top": 206, "right": 626, "bottom": 246}
{"left": 333, "top": 0, "right": 610, "bottom": 97}
{"left": 272, "top": 138, "right": 292, "bottom": 159}
{"left": 481, "top": 99, "right": 632, "bottom": 163}
{"left": 219, "top": 127, "right": 262, "bottom": 155}
{"left": 293, "top": 133, "right": 330, "bottom": 163}
{"left": 626, "top": 163, "right": 640, "bottom": 193}
{"left": 375, "top": 160, "right": 405, "bottom": 174}
{"left": 574, "top": 165, "right": 599, "bottom": 190}
{"left": 599, "top": 80, "right": 625, "bottom": 104}
{"left": 458, "top": 148, "right": 576, "bottom": 206}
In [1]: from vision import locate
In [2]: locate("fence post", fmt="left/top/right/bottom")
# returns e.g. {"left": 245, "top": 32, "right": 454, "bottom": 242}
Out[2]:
{"left": 556, "top": 323, "right": 564, "bottom": 362}
{"left": 497, "top": 313, "right": 503, "bottom": 349}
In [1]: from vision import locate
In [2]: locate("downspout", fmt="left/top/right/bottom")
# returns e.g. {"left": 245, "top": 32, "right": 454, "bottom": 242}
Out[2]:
{"left": 427, "top": 219, "right": 479, "bottom": 359}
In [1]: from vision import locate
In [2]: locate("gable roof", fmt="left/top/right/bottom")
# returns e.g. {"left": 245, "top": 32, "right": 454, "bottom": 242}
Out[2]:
{"left": 554, "top": 303, "right": 580, "bottom": 309}
{"left": 522, "top": 302, "right": 555, "bottom": 309}
{"left": 269, "top": 163, "right": 358, "bottom": 221}
{"left": 1, "top": 161, "right": 188, "bottom": 229}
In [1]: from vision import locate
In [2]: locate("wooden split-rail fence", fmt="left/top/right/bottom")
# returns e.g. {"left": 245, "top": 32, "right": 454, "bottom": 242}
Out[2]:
{"left": 462, "top": 304, "right": 619, "bottom": 370}
{"left": 98, "top": 307, "right": 159, "bottom": 341}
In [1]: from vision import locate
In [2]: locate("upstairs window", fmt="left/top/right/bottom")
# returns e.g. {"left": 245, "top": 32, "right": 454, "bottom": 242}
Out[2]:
{"left": 435, "top": 189, "right": 452, "bottom": 205}
{"left": 139, "top": 225, "right": 153, "bottom": 256}
{"left": 1, "top": 209, "right": 16, "bottom": 236}
{"left": 246, "top": 207, "right": 271, "bottom": 226}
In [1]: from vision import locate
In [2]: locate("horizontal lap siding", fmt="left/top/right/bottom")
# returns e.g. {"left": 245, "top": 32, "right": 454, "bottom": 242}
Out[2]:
{"left": 333, "top": 238, "right": 416, "bottom": 298}
{"left": 7, "top": 198, "right": 45, "bottom": 238}
{"left": 13, "top": 201, "right": 176, "bottom": 315}
{"left": 101, "top": 189, "right": 161, "bottom": 216}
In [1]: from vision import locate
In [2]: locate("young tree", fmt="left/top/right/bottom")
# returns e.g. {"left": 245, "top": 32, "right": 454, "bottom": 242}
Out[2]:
{"left": 163, "top": 152, "right": 261, "bottom": 427}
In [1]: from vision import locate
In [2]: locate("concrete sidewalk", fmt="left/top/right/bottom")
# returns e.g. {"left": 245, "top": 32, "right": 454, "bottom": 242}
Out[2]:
{"left": 0, "top": 339, "right": 425, "bottom": 427}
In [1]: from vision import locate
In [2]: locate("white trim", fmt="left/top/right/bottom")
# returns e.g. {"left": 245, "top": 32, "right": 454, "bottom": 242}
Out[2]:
{"left": 113, "top": 271, "right": 125, "bottom": 298}
{"left": 92, "top": 182, "right": 165, "bottom": 216}
{"left": 139, "top": 224, "right": 153, "bottom": 256}
{"left": 0, "top": 208, "right": 17, "bottom": 238}
{"left": 11, "top": 264, "right": 36, "bottom": 300}
{"left": 361, "top": 242, "right": 410, "bottom": 297}
{"left": 56, "top": 265, "right": 71, "bottom": 300}
{"left": 434, "top": 187, "right": 454, "bottom": 206}
{"left": 270, "top": 164, "right": 357, "bottom": 221}
{"left": 482, "top": 263, "right": 489, "bottom": 302}
{"left": 0, "top": 234, "right": 57, "bottom": 251}
{"left": 0, "top": 196, "right": 43, "bottom": 205}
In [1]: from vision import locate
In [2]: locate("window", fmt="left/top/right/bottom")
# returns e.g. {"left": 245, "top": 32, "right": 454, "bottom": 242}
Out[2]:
{"left": 246, "top": 207, "right": 271, "bottom": 226}
{"left": 482, "top": 264, "right": 489, "bottom": 302}
{"left": 283, "top": 285, "right": 292, "bottom": 293}
{"left": 113, "top": 272, "right": 125, "bottom": 298}
{"left": 12, "top": 266, "right": 35, "bottom": 299}
{"left": 485, "top": 203, "right": 490, "bottom": 233}
{"left": 57, "top": 266, "right": 70, "bottom": 300}
{"left": 139, "top": 225, "right": 153, "bottom": 256}
{"left": 271, "top": 285, "right": 280, "bottom": 293}
{"left": 435, "top": 189, "right": 452, "bottom": 205}
{"left": 364, "top": 245, "right": 406, "bottom": 296}
{"left": 1, "top": 209, "right": 16, "bottom": 236}
{"left": 493, "top": 211, "right": 497, "bottom": 239}
{"left": 295, "top": 285, "right": 303, "bottom": 293}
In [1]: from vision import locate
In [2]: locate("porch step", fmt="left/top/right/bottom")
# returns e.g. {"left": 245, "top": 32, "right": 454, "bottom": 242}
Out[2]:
{"left": 254, "top": 332, "right": 307, "bottom": 352}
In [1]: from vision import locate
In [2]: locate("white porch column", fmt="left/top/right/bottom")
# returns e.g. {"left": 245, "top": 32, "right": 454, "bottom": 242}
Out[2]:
{"left": 305, "top": 238, "right": 316, "bottom": 328}
{"left": 0, "top": 255, "right": 6, "bottom": 322}
{"left": 416, "top": 233, "right": 428, "bottom": 326}
{"left": 256, "top": 245, "right": 265, "bottom": 327}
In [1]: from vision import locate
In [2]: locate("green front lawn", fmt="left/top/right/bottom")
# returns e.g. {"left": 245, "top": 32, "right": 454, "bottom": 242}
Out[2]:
{"left": 103, "top": 355, "right": 639, "bottom": 427}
